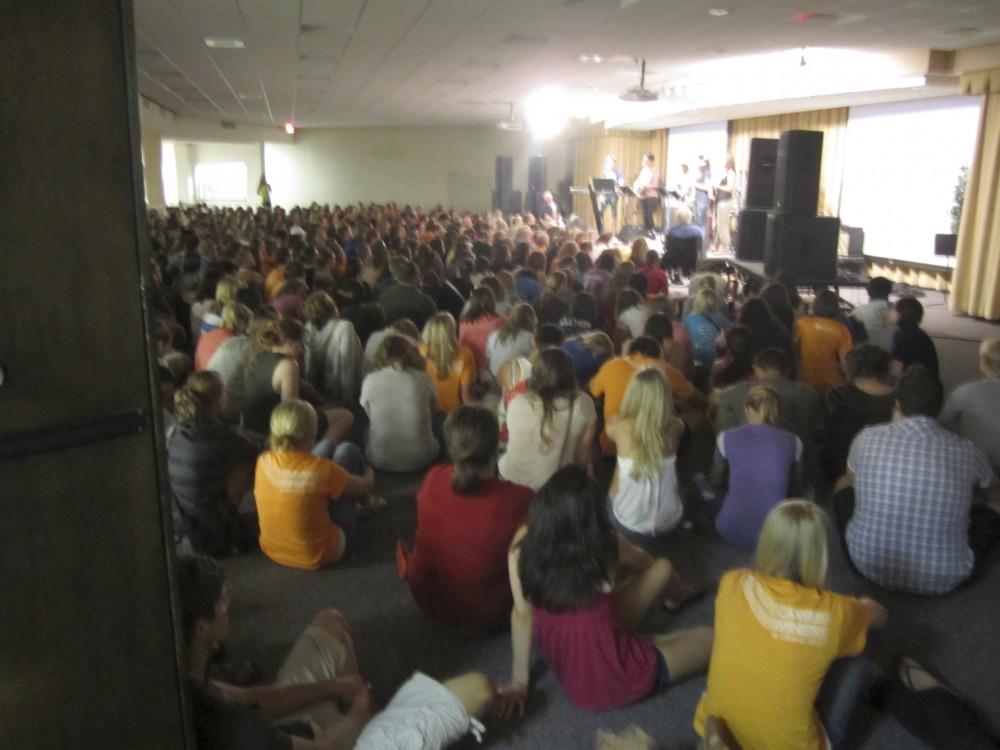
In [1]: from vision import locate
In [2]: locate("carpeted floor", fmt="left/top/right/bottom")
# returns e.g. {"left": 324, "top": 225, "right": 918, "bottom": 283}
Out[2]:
{"left": 222, "top": 297, "right": 1000, "bottom": 749}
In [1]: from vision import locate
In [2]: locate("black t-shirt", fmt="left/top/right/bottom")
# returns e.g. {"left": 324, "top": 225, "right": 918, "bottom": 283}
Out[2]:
{"left": 823, "top": 384, "right": 895, "bottom": 480}
{"left": 378, "top": 283, "right": 438, "bottom": 329}
{"left": 891, "top": 323, "right": 939, "bottom": 373}
{"left": 189, "top": 680, "right": 293, "bottom": 750}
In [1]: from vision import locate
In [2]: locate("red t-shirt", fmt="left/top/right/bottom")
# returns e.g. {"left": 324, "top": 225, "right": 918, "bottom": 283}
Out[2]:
{"left": 640, "top": 264, "right": 668, "bottom": 297}
{"left": 405, "top": 464, "right": 533, "bottom": 634}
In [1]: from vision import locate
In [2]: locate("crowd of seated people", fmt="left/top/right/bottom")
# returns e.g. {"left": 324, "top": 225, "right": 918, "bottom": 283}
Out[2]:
{"left": 148, "top": 202, "right": 1000, "bottom": 749}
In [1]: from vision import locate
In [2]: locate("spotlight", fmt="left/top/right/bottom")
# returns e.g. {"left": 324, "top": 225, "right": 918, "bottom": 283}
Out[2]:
{"left": 284, "top": 122, "right": 296, "bottom": 135}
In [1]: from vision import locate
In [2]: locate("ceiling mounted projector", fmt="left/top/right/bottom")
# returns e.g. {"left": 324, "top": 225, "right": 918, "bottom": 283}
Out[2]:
{"left": 496, "top": 102, "right": 524, "bottom": 131}
{"left": 620, "top": 58, "right": 659, "bottom": 102}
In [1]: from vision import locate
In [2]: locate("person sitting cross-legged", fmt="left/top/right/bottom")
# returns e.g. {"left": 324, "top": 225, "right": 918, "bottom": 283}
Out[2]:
{"left": 177, "top": 554, "right": 495, "bottom": 750}
{"left": 940, "top": 337, "right": 1000, "bottom": 474}
{"left": 834, "top": 365, "right": 1000, "bottom": 595}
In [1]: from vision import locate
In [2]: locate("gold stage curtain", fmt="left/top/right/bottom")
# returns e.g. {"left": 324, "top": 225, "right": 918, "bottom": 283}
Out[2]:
{"left": 572, "top": 127, "right": 667, "bottom": 223}
{"left": 950, "top": 68, "right": 1000, "bottom": 320}
{"left": 727, "top": 107, "right": 848, "bottom": 217}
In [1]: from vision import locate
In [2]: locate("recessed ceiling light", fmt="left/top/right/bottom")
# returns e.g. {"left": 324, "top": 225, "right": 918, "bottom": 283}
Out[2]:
{"left": 237, "top": 93, "right": 262, "bottom": 100}
{"left": 204, "top": 36, "right": 245, "bottom": 49}
{"left": 579, "top": 53, "right": 603, "bottom": 63}
{"left": 708, "top": 8, "right": 729, "bottom": 17}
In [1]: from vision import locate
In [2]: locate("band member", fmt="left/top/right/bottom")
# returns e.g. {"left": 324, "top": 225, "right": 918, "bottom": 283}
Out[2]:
{"left": 632, "top": 153, "right": 661, "bottom": 237}
{"left": 676, "top": 162, "right": 694, "bottom": 209}
{"left": 598, "top": 154, "right": 624, "bottom": 234}
{"left": 713, "top": 155, "right": 737, "bottom": 252}
{"left": 693, "top": 155, "right": 712, "bottom": 230}
{"left": 540, "top": 190, "right": 565, "bottom": 229}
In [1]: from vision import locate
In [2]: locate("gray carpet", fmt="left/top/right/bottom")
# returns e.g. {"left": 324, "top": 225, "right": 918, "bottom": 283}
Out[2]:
{"left": 222, "top": 299, "right": 1000, "bottom": 749}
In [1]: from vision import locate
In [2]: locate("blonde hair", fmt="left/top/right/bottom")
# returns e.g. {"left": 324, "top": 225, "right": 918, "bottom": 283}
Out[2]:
{"left": 174, "top": 371, "right": 224, "bottom": 426}
{"left": 221, "top": 302, "right": 252, "bottom": 333}
{"left": 617, "top": 367, "right": 673, "bottom": 479}
{"left": 421, "top": 312, "right": 458, "bottom": 380}
{"left": 268, "top": 399, "right": 316, "bottom": 451}
{"left": 980, "top": 337, "right": 1000, "bottom": 376}
{"left": 691, "top": 288, "right": 717, "bottom": 315}
{"left": 497, "top": 303, "right": 537, "bottom": 344}
{"left": 754, "top": 500, "right": 830, "bottom": 589}
{"left": 304, "top": 292, "right": 338, "bottom": 329}
{"left": 215, "top": 276, "right": 240, "bottom": 305}
{"left": 745, "top": 384, "right": 781, "bottom": 426}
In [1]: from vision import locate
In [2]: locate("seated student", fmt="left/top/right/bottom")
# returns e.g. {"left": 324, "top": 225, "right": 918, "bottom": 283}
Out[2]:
{"left": 399, "top": 406, "right": 533, "bottom": 635}
{"left": 705, "top": 385, "right": 803, "bottom": 551}
{"left": 486, "top": 303, "right": 536, "bottom": 378}
{"left": 558, "top": 291, "right": 599, "bottom": 336}
{"left": 850, "top": 276, "right": 894, "bottom": 350}
{"left": 377, "top": 257, "right": 437, "bottom": 330}
{"left": 891, "top": 295, "right": 939, "bottom": 376}
{"left": 303, "top": 292, "right": 363, "bottom": 403}
{"left": 663, "top": 207, "right": 702, "bottom": 279}
{"left": 940, "top": 337, "right": 1000, "bottom": 473}
{"left": 499, "top": 348, "right": 597, "bottom": 490}
{"left": 495, "top": 466, "right": 713, "bottom": 715}
{"left": 795, "top": 289, "right": 853, "bottom": 396}
{"left": 590, "top": 336, "right": 699, "bottom": 456}
{"left": 459, "top": 287, "right": 506, "bottom": 372}
{"left": 616, "top": 288, "right": 651, "bottom": 340}
{"left": 709, "top": 325, "right": 754, "bottom": 389}
{"left": 639, "top": 249, "right": 668, "bottom": 298}
{"left": 167, "top": 371, "right": 259, "bottom": 556}
{"left": 835, "top": 365, "right": 998, "bottom": 594}
{"left": 563, "top": 330, "right": 614, "bottom": 388}
{"left": 607, "top": 368, "right": 686, "bottom": 540}
{"left": 694, "top": 501, "right": 888, "bottom": 750}
{"left": 737, "top": 296, "right": 793, "bottom": 368}
{"left": 420, "top": 312, "right": 476, "bottom": 414}
{"left": 496, "top": 324, "right": 564, "bottom": 444}
{"left": 255, "top": 400, "right": 375, "bottom": 570}
{"left": 177, "top": 555, "right": 494, "bottom": 750}
{"left": 362, "top": 317, "right": 418, "bottom": 376}
{"left": 822, "top": 344, "right": 895, "bottom": 483}
{"left": 195, "top": 301, "right": 252, "bottom": 373}
{"left": 360, "top": 333, "right": 439, "bottom": 472}
{"left": 875, "top": 656, "right": 1000, "bottom": 750}
{"left": 683, "top": 288, "right": 730, "bottom": 388}
{"left": 649, "top": 298, "right": 693, "bottom": 375}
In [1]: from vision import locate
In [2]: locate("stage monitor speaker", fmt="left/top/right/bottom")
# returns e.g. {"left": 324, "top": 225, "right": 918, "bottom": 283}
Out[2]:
{"left": 765, "top": 213, "right": 840, "bottom": 282}
{"left": 934, "top": 233, "right": 957, "bottom": 257}
{"left": 736, "top": 208, "right": 769, "bottom": 261}
{"left": 745, "top": 138, "right": 778, "bottom": 209}
{"left": 774, "top": 130, "right": 823, "bottom": 217}
{"left": 529, "top": 156, "right": 547, "bottom": 192}
{"left": 495, "top": 155, "right": 513, "bottom": 194}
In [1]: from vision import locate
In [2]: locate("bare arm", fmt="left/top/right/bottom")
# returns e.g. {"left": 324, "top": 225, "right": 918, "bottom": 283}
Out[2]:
{"left": 496, "top": 528, "right": 532, "bottom": 719}
{"left": 215, "top": 677, "right": 359, "bottom": 719}
{"left": 343, "top": 465, "right": 375, "bottom": 498}
{"left": 274, "top": 358, "right": 300, "bottom": 401}
{"left": 860, "top": 597, "right": 888, "bottom": 630}
{"left": 461, "top": 382, "right": 474, "bottom": 405}
{"left": 575, "top": 417, "right": 597, "bottom": 477}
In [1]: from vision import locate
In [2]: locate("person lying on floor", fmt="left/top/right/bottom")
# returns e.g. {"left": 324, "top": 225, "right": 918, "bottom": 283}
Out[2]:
{"left": 178, "top": 554, "right": 494, "bottom": 750}
{"left": 398, "top": 405, "right": 533, "bottom": 635}
{"left": 496, "top": 466, "right": 713, "bottom": 716}
{"left": 695, "top": 500, "right": 888, "bottom": 750}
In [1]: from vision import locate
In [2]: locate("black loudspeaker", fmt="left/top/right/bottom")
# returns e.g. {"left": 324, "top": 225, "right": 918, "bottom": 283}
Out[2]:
{"left": 504, "top": 191, "right": 522, "bottom": 215}
{"left": 745, "top": 138, "right": 778, "bottom": 209}
{"left": 934, "top": 233, "right": 957, "bottom": 257}
{"left": 774, "top": 130, "right": 823, "bottom": 216}
{"left": 736, "top": 208, "right": 769, "bottom": 261}
{"left": 495, "top": 156, "right": 513, "bottom": 194}
{"left": 765, "top": 213, "right": 840, "bottom": 282}
{"left": 529, "top": 156, "right": 546, "bottom": 192}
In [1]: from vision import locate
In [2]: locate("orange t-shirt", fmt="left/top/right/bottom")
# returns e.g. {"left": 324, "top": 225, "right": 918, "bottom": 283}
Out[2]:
{"left": 420, "top": 344, "right": 477, "bottom": 413}
{"left": 255, "top": 450, "right": 350, "bottom": 570}
{"left": 264, "top": 268, "right": 286, "bottom": 301}
{"left": 589, "top": 354, "right": 695, "bottom": 454}
{"left": 694, "top": 570, "right": 869, "bottom": 750}
{"left": 795, "top": 317, "right": 852, "bottom": 396}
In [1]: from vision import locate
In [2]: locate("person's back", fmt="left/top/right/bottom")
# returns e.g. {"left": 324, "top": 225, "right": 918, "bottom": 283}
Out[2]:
{"left": 850, "top": 277, "right": 894, "bottom": 350}
{"left": 940, "top": 341, "right": 1000, "bottom": 472}
{"left": 306, "top": 317, "right": 363, "bottom": 402}
{"left": 361, "top": 365, "right": 438, "bottom": 471}
{"left": 242, "top": 349, "right": 286, "bottom": 434}
{"left": 890, "top": 296, "right": 938, "bottom": 374}
{"left": 795, "top": 293, "right": 852, "bottom": 396}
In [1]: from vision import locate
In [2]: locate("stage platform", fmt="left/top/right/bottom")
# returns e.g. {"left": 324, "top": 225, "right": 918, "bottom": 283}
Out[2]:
{"left": 697, "top": 252, "right": 870, "bottom": 291}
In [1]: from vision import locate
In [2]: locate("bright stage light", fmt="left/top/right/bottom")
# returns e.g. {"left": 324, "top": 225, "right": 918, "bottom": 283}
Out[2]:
{"left": 525, "top": 87, "right": 570, "bottom": 140}
{"left": 284, "top": 122, "right": 296, "bottom": 135}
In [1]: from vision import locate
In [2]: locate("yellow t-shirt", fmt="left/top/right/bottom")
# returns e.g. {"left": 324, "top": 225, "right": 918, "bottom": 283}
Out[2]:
{"left": 420, "top": 344, "right": 476, "bottom": 413}
{"left": 255, "top": 450, "right": 350, "bottom": 570}
{"left": 795, "top": 317, "right": 852, "bottom": 396}
{"left": 589, "top": 354, "right": 695, "bottom": 454}
{"left": 264, "top": 268, "right": 286, "bottom": 301}
{"left": 694, "top": 570, "right": 870, "bottom": 750}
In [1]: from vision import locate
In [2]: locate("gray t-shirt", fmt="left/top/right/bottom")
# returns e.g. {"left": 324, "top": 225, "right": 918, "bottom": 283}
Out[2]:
{"left": 360, "top": 367, "right": 439, "bottom": 472}
{"left": 940, "top": 377, "right": 1000, "bottom": 473}
{"left": 851, "top": 299, "right": 893, "bottom": 350}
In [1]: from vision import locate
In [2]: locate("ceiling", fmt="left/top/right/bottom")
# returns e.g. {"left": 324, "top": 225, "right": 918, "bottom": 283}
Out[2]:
{"left": 134, "top": 0, "right": 1000, "bottom": 131}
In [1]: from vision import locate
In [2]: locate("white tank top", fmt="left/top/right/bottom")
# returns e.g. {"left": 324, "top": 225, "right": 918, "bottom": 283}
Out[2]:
{"left": 611, "top": 455, "right": 683, "bottom": 535}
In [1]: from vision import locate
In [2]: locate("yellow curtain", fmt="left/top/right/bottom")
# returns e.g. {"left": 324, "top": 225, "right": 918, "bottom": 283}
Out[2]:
{"left": 727, "top": 107, "right": 848, "bottom": 217}
{"left": 572, "top": 127, "right": 667, "bottom": 222}
{"left": 950, "top": 68, "right": 1000, "bottom": 320}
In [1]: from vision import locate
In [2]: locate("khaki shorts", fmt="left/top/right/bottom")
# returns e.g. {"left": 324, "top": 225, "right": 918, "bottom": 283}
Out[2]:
{"left": 274, "top": 625, "right": 349, "bottom": 734}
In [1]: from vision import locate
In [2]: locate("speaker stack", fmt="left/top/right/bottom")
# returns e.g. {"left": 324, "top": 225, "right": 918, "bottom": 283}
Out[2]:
{"left": 525, "top": 155, "right": 547, "bottom": 217}
{"left": 736, "top": 138, "right": 777, "bottom": 262}
{"left": 493, "top": 156, "right": 521, "bottom": 215}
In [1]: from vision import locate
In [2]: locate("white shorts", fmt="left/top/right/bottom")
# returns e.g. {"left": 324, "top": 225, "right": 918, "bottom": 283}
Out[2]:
{"left": 354, "top": 672, "right": 471, "bottom": 750}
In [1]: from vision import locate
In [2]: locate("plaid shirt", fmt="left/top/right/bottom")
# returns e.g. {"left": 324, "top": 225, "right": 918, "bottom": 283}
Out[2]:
{"left": 847, "top": 416, "right": 993, "bottom": 594}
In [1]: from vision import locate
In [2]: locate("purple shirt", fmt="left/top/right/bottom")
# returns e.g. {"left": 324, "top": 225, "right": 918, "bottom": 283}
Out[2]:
{"left": 714, "top": 424, "right": 802, "bottom": 550}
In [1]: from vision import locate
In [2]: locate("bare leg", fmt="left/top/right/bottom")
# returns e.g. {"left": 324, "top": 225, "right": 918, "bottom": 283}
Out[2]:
{"left": 614, "top": 558, "right": 673, "bottom": 630}
{"left": 442, "top": 672, "right": 495, "bottom": 719}
{"left": 323, "top": 407, "right": 355, "bottom": 445}
{"left": 653, "top": 626, "right": 713, "bottom": 684}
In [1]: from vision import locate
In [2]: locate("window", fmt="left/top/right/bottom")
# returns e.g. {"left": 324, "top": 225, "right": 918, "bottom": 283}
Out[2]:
{"left": 193, "top": 161, "right": 248, "bottom": 203}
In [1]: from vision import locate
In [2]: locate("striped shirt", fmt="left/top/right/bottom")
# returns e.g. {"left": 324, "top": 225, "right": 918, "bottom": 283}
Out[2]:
{"left": 847, "top": 416, "right": 993, "bottom": 594}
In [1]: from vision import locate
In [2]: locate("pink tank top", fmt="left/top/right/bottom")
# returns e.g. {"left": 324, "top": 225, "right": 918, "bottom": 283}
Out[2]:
{"left": 532, "top": 592, "right": 658, "bottom": 710}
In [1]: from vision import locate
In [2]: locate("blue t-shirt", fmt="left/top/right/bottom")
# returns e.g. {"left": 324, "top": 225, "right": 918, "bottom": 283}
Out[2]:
{"left": 515, "top": 273, "right": 541, "bottom": 303}
{"left": 714, "top": 424, "right": 802, "bottom": 551}
{"left": 563, "top": 337, "right": 612, "bottom": 388}
{"left": 683, "top": 312, "right": 729, "bottom": 369}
